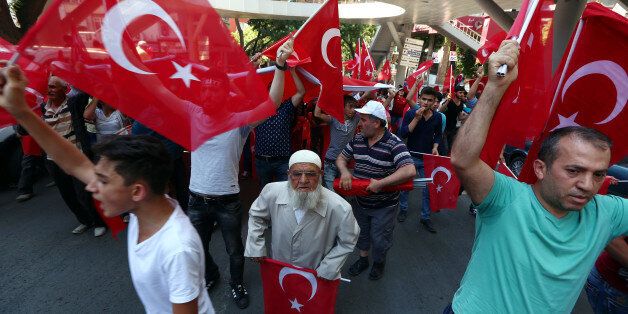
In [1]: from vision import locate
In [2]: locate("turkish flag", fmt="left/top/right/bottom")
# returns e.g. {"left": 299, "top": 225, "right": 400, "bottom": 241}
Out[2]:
{"left": 343, "top": 59, "right": 357, "bottom": 73}
{"left": 480, "top": 0, "right": 555, "bottom": 168}
{"left": 476, "top": 30, "right": 507, "bottom": 64}
{"left": 423, "top": 154, "right": 461, "bottom": 211}
{"left": 260, "top": 258, "right": 339, "bottom": 314}
{"left": 261, "top": 31, "right": 311, "bottom": 67}
{"left": 250, "top": 66, "right": 319, "bottom": 103}
{"left": 405, "top": 60, "right": 433, "bottom": 89}
{"left": 358, "top": 39, "right": 376, "bottom": 81}
{"left": 519, "top": 3, "right": 628, "bottom": 183}
{"left": 351, "top": 39, "right": 361, "bottom": 79}
{"left": 93, "top": 199, "right": 126, "bottom": 239}
{"left": 443, "top": 64, "right": 453, "bottom": 93}
{"left": 16, "top": 0, "right": 274, "bottom": 150}
{"left": 0, "top": 38, "right": 48, "bottom": 127}
{"left": 332, "top": 178, "right": 413, "bottom": 197}
{"left": 341, "top": 76, "right": 394, "bottom": 93}
{"left": 377, "top": 59, "right": 391, "bottom": 82}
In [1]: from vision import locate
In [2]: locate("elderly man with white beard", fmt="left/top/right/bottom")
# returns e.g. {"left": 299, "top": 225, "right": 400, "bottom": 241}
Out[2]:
{"left": 244, "top": 150, "right": 360, "bottom": 280}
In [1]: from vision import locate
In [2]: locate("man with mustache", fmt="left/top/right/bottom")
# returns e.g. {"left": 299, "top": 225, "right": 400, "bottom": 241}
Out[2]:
{"left": 447, "top": 40, "right": 628, "bottom": 313}
{"left": 244, "top": 150, "right": 360, "bottom": 280}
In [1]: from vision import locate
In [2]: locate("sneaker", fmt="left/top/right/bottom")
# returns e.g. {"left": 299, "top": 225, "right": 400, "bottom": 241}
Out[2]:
{"left": 348, "top": 257, "right": 369, "bottom": 276}
{"left": 469, "top": 204, "right": 477, "bottom": 216}
{"left": 397, "top": 210, "right": 408, "bottom": 222}
{"left": 94, "top": 227, "right": 107, "bottom": 237}
{"left": 230, "top": 283, "right": 249, "bottom": 309}
{"left": 368, "top": 262, "right": 385, "bottom": 280}
{"left": 72, "top": 224, "right": 89, "bottom": 234}
{"left": 420, "top": 219, "right": 437, "bottom": 233}
{"left": 205, "top": 274, "right": 220, "bottom": 292}
{"left": 16, "top": 193, "right": 34, "bottom": 202}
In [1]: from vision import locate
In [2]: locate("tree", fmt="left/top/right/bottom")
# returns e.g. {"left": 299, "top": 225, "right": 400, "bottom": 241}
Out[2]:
{"left": 456, "top": 47, "right": 477, "bottom": 79}
{"left": 0, "top": 0, "right": 47, "bottom": 44}
{"left": 339, "top": 23, "right": 377, "bottom": 61}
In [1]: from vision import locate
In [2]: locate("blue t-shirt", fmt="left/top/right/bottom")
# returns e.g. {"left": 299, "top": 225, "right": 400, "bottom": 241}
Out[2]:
{"left": 254, "top": 100, "right": 295, "bottom": 157}
{"left": 453, "top": 172, "right": 628, "bottom": 313}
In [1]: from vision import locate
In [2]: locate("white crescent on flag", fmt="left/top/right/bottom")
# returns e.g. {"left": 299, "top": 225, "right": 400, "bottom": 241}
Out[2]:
{"left": 278, "top": 267, "right": 318, "bottom": 301}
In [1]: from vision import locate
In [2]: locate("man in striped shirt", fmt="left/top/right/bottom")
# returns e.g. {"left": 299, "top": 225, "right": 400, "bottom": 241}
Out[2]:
{"left": 337, "top": 100, "right": 416, "bottom": 280}
{"left": 43, "top": 76, "right": 106, "bottom": 237}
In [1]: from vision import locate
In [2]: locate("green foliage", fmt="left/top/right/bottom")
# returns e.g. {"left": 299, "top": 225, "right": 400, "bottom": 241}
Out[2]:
{"left": 339, "top": 23, "right": 378, "bottom": 61}
{"left": 456, "top": 47, "right": 478, "bottom": 78}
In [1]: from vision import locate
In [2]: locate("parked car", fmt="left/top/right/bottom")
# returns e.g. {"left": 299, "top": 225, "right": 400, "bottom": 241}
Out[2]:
{"left": 0, "top": 125, "right": 22, "bottom": 188}
{"left": 503, "top": 142, "right": 628, "bottom": 198}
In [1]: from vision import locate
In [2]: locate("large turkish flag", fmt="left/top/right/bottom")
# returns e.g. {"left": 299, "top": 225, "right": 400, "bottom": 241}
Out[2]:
{"left": 358, "top": 39, "right": 376, "bottom": 81}
{"left": 260, "top": 258, "right": 339, "bottom": 314}
{"left": 519, "top": 3, "right": 628, "bottom": 183}
{"left": 17, "top": 0, "right": 274, "bottom": 150}
{"left": 377, "top": 59, "right": 391, "bottom": 82}
{"left": 423, "top": 154, "right": 461, "bottom": 211}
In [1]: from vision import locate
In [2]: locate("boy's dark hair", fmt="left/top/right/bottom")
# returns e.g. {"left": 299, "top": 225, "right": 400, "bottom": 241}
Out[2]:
{"left": 344, "top": 95, "right": 357, "bottom": 107}
{"left": 538, "top": 126, "right": 612, "bottom": 167}
{"left": 435, "top": 92, "right": 444, "bottom": 102}
{"left": 92, "top": 135, "right": 173, "bottom": 195}
{"left": 420, "top": 86, "right": 438, "bottom": 98}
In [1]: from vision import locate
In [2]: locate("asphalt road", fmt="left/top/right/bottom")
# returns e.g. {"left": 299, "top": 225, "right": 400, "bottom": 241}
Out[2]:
{"left": 0, "top": 177, "right": 594, "bottom": 313}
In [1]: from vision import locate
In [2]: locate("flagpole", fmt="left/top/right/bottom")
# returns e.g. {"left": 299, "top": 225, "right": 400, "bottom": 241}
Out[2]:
{"left": 7, "top": 52, "right": 20, "bottom": 66}
{"left": 496, "top": 0, "right": 540, "bottom": 76}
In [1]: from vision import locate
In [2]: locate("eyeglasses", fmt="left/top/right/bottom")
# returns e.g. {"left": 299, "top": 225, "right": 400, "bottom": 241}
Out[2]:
{"left": 289, "top": 171, "right": 319, "bottom": 179}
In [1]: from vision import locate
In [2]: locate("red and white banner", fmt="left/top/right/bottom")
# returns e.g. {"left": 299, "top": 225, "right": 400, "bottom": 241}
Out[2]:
{"left": 260, "top": 258, "right": 339, "bottom": 314}
{"left": 17, "top": 0, "right": 274, "bottom": 150}
{"left": 358, "top": 39, "right": 376, "bottom": 81}
{"left": 476, "top": 30, "right": 507, "bottom": 64}
{"left": 377, "top": 59, "right": 391, "bottom": 82}
{"left": 333, "top": 178, "right": 413, "bottom": 196}
{"left": 519, "top": 3, "right": 628, "bottom": 183}
{"left": 423, "top": 154, "right": 461, "bottom": 211}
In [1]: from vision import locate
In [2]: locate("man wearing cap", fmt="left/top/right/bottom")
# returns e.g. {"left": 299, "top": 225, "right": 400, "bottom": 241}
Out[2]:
{"left": 439, "top": 85, "right": 467, "bottom": 155}
{"left": 337, "top": 100, "right": 416, "bottom": 280}
{"left": 244, "top": 150, "right": 360, "bottom": 280}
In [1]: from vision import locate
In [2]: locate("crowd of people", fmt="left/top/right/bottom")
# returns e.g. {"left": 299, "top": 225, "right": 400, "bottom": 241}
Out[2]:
{"left": 1, "top": 37, "right": 626, "bottom": 314}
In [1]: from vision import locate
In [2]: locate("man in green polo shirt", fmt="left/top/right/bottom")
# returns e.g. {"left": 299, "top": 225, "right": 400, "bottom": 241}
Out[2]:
{"left": 449, "top": 40, "right": 628, "bottom": 313}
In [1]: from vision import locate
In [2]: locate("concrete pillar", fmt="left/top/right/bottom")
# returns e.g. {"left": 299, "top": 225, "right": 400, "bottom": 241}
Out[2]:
{"left": 393, "top": 23, "right": 413, "bottom": 87}
{"left": 473, "top": 0, "right": 514, "bottom": 31}
{"left": 436, "top": 37, "right": 451, "bottom": 86}
{"left": 552, "top": 0, "right": 587, "bottom": 73}
{"left": 425, "top": 34, "right": 435, "bottom": 63}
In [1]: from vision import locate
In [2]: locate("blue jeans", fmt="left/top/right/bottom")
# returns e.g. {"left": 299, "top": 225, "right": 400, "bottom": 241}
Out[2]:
{"left": 187, "top": 193, "right": 245, "bottom": 284}
{"left": 323, "top": 160, "right": 338, "bottom": 192}
{"left": 399, "top": 156, "right": 431, "bottom": 220}
{"left": 585, "top": 267, "right": 628, "bottom": 314}
{"left": 255, "top": 157, "right": 289, "bottom": 189}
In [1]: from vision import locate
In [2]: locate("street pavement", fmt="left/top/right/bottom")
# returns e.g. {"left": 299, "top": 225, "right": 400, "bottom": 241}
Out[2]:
{"left": 0, "top": 177, "right": 593, "bottom": 313}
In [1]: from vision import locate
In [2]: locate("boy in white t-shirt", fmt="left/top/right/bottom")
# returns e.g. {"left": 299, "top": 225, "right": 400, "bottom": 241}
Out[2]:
{"left": 0, "top": 66, "right": 213, "bottom": 313}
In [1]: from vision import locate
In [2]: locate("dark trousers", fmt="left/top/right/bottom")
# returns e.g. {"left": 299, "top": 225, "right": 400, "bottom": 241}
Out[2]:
{"left": 170, "top": 157, "right": 188, "bottom": 212}
{"left": 255, "top": 156, "right": 289, "bottom": 189}
{"left": 17, "top": 155, "right": 43, "bottom": 195}
{"left": 445, "top": 129, "right": 458, "bottom": 156}
{"left": 45, "top": 160, "right": 104, "bottom": 227}
{"left": 352, "top": 201, "right": 398, "bottom": 264}
{"left": 188, "top": 192, "right": 245, "bottom": 285}
{"left": 242, "top": 135, "right": 252, "bottom": 173}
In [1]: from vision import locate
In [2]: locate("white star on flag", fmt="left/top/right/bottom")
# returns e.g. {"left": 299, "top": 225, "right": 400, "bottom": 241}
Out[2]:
{"left": 436, "top": 185, "right": 443, "bottom": 193}
{"left": 170, "top": 61, "right": 200, "bottom": 88}
{"left": 366, "top": 69, "right": 372, "bottom": 77}
{"left": 289, "top": 298, "right": 303, "bottom": 312}
{"left": 551, "top": 112, "right": 581, "bottom": 131}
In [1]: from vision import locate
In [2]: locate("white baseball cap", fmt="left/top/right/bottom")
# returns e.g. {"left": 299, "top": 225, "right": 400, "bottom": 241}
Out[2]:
{"left": 355, "top": 100, "right": 387, "bottom": 126}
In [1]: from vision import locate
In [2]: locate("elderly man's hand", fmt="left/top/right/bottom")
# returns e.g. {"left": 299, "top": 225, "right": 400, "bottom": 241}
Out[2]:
{"left": 0, "top": 65, "right": 29, "bottom": 116}
{"left": 276, "top": 37, "right": 294, "bottom": 67}
{"left": 487, "top": 40, "right": 519, "bottom": 89}
{"left": 366, "top": 178, "right": 382, "bottom": 193}
{"left": 339, "top": 172, "right": 352, "bottom": 190}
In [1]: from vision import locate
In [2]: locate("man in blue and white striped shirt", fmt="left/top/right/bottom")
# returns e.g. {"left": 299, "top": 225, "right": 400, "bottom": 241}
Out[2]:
{"left": 336, "top": 100, "right": 416, "bottom": 280}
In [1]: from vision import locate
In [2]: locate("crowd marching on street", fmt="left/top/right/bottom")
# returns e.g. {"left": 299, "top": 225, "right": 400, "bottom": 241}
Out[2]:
{"left": 0, "top": 0, "right": 626, "bottom": 313}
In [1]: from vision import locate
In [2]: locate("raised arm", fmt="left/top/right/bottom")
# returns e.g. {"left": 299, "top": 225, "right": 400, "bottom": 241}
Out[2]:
{"left": 405, "top": 77, "right": 422, "bottom": 107}
{"left": 450, "top": 40, "right": 519, "bottom": 205}
{"left": 83, "top": 97, "right": 98, "bottom": 121}
{"left": 0, "top": 66, "right": 96, "bottom": 184}
{"left": 467, "top": 65, "right": 484, "bottom": 100}
{"left": 382, "top": 88, "right": 395, "bottom": 110}
{"left": 313, "top": 102, "right": 331, "bottom": 123}
{"left": 290, "top": 67, "right": 305, "bottom": 107}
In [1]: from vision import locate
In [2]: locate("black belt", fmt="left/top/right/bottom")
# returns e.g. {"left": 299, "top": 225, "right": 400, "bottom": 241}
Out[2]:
{"left": 190, "top": 191, "right": 239, "bottom": 201}
{"left": 255, "top": 155, "right": 289, "bottom": 162}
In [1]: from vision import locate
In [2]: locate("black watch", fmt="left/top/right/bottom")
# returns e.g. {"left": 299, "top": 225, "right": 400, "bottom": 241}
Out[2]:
{"left": 275, "top": 62, "right": 288, "bottom": 71}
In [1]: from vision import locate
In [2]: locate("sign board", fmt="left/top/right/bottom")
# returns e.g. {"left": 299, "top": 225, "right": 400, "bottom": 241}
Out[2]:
{"left": 399, "top": 38, "right": 424, "bottom": 68}
{"left": 449, "top": 51, "right": 458, "bottom": 62}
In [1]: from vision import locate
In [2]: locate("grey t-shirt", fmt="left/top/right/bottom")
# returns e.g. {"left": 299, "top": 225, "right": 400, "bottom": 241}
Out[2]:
{"left": 325, "top": 114, "right": 359, "bottom": 161}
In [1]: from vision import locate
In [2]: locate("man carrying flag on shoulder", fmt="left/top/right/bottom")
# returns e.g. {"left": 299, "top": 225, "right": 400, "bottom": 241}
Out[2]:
{"left": 447, "top": 40, "right": 628, "bottom": 313}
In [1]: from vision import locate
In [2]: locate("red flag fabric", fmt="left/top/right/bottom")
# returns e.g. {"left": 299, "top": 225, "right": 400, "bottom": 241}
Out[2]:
{"left": 17, "top": 0, "right": 274, "bottom": 150}
{"left": 477, "top": 30, "right": 507, "bottom": 64}
{"left": 519, "top": 3, "right": 628, "bottom": 183}
{"left": 480, "top": 0, "right": 555, "bottom": 168}
{"left": 423, "top": 154, "right": 461, "bottom": 211}
{"left": 0, "top": 38, "right": 48, "bottom": 127}
{"left": 20, "top": 135, "right": 43, "bottom": 156}
{"left": 443, "top": 64, "right": 453, "bottom": 93}
{"left": 341, "top": 76, "right": 394, "bottom": 93}
{"left": 377, "top": 59, "right": 391, "bottom": 81}
{"left": 93, "top": 199, "right": 126, "bottom": 239}
{"left": 358, "top": 39, "right": 375, "bottom": 81}
{"left": 333, "top": 178, "right": 413, "bottom": 197}
{"left": 598, "top": 176, "right": 613, "bottom": 195}
{"left": 405, "top": 60, "right": 433, "bottom": 89}
{"left": 497, "top": 161, "right": 518, "bottom": 179}
{"left": 350, "top": 38, "right": 361, "bottom": 79}
{"left": 260, "top": 258, "right": 339, "bottom": 314}
{"left": 261, "top": 31, "right": 312, "bottom": 67}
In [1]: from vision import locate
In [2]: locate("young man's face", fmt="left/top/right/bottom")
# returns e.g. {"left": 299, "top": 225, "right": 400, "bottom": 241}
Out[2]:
{"left": 455, "top": 91, "right": 465, "bottom": 100}
{"left": 535, "top": 136, "right": 610, "bottom": 215}
{"left": 419, "top": 94, "right": 436, "bottom": 109}
{"left": 344, "top": 101, "right": 357, "bottom": 119}
{"left": 86, "top": 157, "right": 136, "bottom": 217}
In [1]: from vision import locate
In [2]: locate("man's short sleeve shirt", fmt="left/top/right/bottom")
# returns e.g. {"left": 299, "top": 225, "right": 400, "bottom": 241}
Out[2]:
{"left": 255, "top": 100, "right": 295, "bottom": 157}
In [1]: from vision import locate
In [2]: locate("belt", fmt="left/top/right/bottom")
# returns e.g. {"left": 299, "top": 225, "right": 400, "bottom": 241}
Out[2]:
{"left": 190, "top": 191, "right": 239, "bottom": 201}
{"left": 255, "top": 155, "right": 289, "bottom": 162}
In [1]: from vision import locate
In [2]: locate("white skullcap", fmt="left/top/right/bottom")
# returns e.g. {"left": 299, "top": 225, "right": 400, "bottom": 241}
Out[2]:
{"left": 289, "top": 150, "right": 321, "bottom": 169}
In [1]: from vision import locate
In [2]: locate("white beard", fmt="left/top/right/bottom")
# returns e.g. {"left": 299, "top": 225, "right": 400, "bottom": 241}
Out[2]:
{"left": 287, "top": 180, "right": 323, "bottom": 210}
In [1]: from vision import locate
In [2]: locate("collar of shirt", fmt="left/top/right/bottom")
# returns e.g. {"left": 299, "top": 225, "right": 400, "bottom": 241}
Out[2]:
{"left": 44, "top": 99, "right": 69, "bottom": 115}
